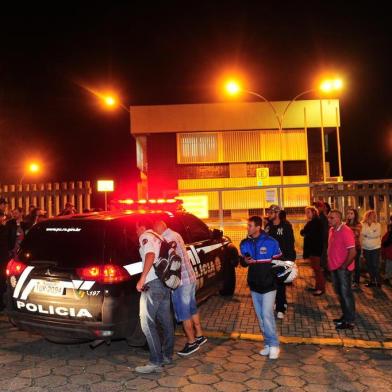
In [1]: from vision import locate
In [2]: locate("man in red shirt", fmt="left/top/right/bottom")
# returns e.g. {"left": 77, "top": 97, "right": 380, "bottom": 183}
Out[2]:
{"left": 327, "top": 210, "right": 357, "bottom": 330}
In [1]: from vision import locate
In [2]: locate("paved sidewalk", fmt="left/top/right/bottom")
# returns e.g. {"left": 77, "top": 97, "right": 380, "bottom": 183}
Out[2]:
{"left": 1, "top": 319, "right": 392, "bottom": 392}
{"left": 199, "top": 263, "right": 392, "bottom": 344}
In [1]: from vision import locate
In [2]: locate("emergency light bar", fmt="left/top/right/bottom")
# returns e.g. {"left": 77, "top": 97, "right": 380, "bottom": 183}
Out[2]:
{"left": 113, "top": 198, "right": 183, "bottom": 211}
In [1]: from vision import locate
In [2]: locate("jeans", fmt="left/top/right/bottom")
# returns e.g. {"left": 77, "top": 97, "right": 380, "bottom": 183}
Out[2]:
{"left": 310, "top": 256, "right": 326, "bottom": 291}
{"left": 251, "top": 290, "right": 279, "bottom": 347}
{"left": 139, "top": 278, "right": 174, "bottom": 365}
{"left": 363, "top": 248, "right": 381, "bottom": 283}
{"left": 275, "top": 281, "right": 287, "bottom": 313}
{"left": 331, "top": 269, "right": 355, "bottom": 323}
{"left": 353, "top": 248, "right": 362, "bottom": 284}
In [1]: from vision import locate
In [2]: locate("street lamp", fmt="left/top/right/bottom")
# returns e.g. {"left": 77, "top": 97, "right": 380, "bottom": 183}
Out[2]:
{"left": 223, "top": 77, "right": 344, "bottom": 204}
{"left": 20, "top": 161, "right": 42, "bottom": 185}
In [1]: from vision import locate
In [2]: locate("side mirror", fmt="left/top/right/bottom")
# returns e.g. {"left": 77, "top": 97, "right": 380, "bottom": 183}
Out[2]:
{"left": 211, "top": 228, "right": 223, "bottom": 240}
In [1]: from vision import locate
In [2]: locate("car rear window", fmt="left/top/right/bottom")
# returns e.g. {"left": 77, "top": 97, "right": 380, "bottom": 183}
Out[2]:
{"left": 20, "top": 220, "right": 105, "bottom": 268}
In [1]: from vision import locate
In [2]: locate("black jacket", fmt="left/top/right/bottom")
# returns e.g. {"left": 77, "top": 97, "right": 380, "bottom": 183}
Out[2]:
{"left": 265, "top": 220, "right": 296, "bottom": 261}
{"left": 301, "top": 217, "right": 323, "bottom": 258}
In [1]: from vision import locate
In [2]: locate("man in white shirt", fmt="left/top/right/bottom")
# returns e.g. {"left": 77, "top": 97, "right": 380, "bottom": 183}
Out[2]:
{"left": 134, "top": 218, "right": 174, "bottom": 374}
{"left": 153, "top": 220, "right": 207, "bottom": 357}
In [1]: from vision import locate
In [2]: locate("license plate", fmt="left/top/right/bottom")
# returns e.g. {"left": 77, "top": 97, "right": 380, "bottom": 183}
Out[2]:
{"left": 34, "top": 280, "right": 64, "bottom": 297}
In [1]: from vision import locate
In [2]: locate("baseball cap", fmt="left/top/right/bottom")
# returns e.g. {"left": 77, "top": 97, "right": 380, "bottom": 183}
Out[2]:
{"left": 267, "top": 204, "right": 281, "bottom": 213}
{"left": 0, "top": 197, "right": 8, "bottom": 204}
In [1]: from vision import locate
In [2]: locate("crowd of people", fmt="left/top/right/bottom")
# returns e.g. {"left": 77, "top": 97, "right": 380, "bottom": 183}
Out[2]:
{"left": 1, "top": 195, "right": 392, "bottom": 367}
{"left": 238, "top": 202, "right": 392, "bottom": 360}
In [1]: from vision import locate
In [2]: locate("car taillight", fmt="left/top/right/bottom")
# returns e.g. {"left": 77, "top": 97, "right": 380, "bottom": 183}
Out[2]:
{"left": 6, "top": 259, "right": 28, "bottom": 277}
{"left": 77, "top": 264, "right": 130, "bottom": 284}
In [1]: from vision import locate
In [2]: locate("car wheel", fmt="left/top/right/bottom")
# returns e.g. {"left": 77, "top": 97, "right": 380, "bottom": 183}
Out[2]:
{"left": 126, "top": 320, "right": 146, "bottom": 347}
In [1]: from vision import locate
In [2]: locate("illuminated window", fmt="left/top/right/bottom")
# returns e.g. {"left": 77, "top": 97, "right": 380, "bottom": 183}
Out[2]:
{"left": 177, "top": 133, "right": 218, "bottom": 163}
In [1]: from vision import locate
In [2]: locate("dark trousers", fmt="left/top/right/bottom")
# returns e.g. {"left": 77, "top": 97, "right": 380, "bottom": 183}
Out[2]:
{"left": 310, "top": 256, "right": 326, "bottom": 291}
{"left": 275, "top": 281, "right": 287, "bottom": 313}
{"left": 363, "top": 248, "right": 381, "bottom": 284}
{"left": 331, "top": 269, "right": 355, "bottom": 323}
{"left": 353, "top": 248, "right": 362, "bottom": 284}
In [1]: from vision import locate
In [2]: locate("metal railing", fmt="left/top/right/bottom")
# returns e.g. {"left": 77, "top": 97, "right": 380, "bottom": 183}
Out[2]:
{"left": 0, "top": 181, "right": 92, "bottom": 216}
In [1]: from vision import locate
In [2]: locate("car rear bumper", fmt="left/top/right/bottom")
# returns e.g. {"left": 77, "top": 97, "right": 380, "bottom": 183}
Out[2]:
{"left": 6, "top": 310, "right": 116, "bottom": 341}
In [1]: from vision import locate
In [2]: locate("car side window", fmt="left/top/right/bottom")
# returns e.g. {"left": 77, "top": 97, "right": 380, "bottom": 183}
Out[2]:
{"left": 179, "top": 214, "right": 210, "bottom": 243}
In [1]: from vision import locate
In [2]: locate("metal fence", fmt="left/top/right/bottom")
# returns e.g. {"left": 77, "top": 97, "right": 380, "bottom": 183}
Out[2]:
{"left": 0, "top": 181, "right": 92, "bottom": 216}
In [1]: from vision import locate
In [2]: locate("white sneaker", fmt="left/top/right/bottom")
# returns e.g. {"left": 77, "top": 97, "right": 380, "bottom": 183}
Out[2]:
{"left": 269, "top": 346, "right": 280, "bottom": 360}
{"left": 277, "top": 312, "right": 285, "bottom": 319}
{"left": 259, "top": 346, "right": 270, "bottom": 356}
{"left": 135, "top": 363, "right": 164, "bottom": 374}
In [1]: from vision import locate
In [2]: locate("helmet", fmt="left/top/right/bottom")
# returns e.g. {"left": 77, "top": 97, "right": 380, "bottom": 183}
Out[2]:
{"left": 271, "top": 260, "right": 298, "bottom": 283}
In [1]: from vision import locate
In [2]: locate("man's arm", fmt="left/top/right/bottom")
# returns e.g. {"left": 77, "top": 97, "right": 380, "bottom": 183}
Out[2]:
{"left": 339, "top": 247, "right": 356, "bottom": 270}
{"left": 136, "top": 252, "right": 155, "bottom": 292}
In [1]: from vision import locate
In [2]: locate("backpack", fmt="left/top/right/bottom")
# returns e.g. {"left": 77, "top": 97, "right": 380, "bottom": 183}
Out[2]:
{"left": 151, "top": 233, "right": 182, "bottom": 290}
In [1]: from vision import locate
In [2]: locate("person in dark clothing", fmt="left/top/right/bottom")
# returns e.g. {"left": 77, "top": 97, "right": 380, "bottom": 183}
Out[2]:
{"left": 265, "top": 205, "right": 296, "bottom": 320}
{"left": 301, "top": 206, "right": 325, "bottom": 295}
{"left": 6, "top": 207, "right": 26, "bottom": 258}
{"left": 381, "top": 215, "right": 392, "bottom": 286}
{"left": 314, "top": 201, "right": 330, "bottom": 279}
{"left": 23, "top": 205, "right": 36, "bottom": 234}
{"left": 0, "top": 211, "right": 9, "bottom": 311}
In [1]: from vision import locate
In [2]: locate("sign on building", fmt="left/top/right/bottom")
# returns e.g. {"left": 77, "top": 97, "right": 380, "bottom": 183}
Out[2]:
{"left": 256, "top": 167, "right": 269, "bottom": 186}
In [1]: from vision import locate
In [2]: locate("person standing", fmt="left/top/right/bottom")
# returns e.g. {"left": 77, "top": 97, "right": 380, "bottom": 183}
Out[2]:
{"left": 153, "top": 220, "right": 207, "bottom": 356}
{"left": 135, "top": 218, "right": 174, "bottom": 374}
{"left": 301, "top": 206, "right": 325, "bottom": 296}
{"left": 314, "top": 201, "right": 331, "bottom": 280}
{"left": 240, "top": 216, "right": 282, "bottom": 359}
{"left": 265, "top": 205, "right": 296, "bottom": 320}
{"left": 381, "top": 215, "right": 392, "bottom": 286}
{"left": 345, "top": 207, "right": 362, "bottom": 288}
{"left": 361, "top": 210, "right": 382, "bottom": 287}
{"left": 327, "top": 210, "right": 356, "bottom": 330}
{"left": 6, "top": 207, "right": 26, "bottom": 259}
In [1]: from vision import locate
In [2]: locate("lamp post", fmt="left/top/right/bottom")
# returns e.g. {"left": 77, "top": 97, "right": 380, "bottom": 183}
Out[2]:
{"left": 224, "top": 78, "right": 344, "bottom": 205}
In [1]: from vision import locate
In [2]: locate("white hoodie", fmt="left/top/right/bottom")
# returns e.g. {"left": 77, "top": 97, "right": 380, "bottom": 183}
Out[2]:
{"left": 361, "top": 222, "right": 381, "bottom": 250}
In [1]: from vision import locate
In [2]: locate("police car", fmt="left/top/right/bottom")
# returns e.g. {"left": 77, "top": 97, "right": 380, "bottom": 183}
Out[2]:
{"left": 4, "top": 200, "right": 238, "bottom": 345}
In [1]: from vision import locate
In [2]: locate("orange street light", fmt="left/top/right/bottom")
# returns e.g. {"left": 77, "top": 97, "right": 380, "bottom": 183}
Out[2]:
{"left": 104, "top": 96, "right": 116, "bottom": 107}
{"left": 225, "top": 80, "right": 241, "bottom": 96}
{"left": 28, "top": 162, "right": 40, "bottom": 173}
{"left": 20, "top": 161, "right": 42, "bottom": 185}
{"left": 319, "top": 78, "right": 343, "bottom": 93}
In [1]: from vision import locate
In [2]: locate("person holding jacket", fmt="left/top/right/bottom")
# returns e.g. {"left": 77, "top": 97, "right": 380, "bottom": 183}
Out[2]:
{"left": 240, "top": 216, "right": 282, "bottom": 360}
{"left": 361, "top": 210, "right": 382, "bottom": 287}
{"left": 265, "top": 205, "right": 296, "bottom": 320}
{"left": 301, "top": 206, "right": 325, "bottom": 296}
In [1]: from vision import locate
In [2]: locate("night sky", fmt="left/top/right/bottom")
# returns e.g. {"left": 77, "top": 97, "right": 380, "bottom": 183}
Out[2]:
{"left": 1, "top": 3, "right": 391, "bottom": 200}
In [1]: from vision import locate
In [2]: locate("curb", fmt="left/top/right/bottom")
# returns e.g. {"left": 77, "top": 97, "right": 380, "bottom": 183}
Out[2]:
{"left": 175, "top": 330, "right": 391, "bottom": 350}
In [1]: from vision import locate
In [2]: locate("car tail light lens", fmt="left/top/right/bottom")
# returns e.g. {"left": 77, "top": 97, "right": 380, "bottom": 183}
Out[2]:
{"left": 6, "top": 259, "right": 28, "bottom": 277}
{"left": 77, "top": 264, "right": 130, "bottom": 284}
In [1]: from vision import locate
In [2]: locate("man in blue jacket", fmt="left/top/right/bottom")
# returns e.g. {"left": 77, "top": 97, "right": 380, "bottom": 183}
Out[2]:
{"left": 240, "top": 216, "right": 282, "bottom": 359}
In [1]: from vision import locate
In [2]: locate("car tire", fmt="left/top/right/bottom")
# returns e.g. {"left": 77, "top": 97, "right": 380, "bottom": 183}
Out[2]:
{"left": 126, "top": 320, "right": 146, "bottom": 347}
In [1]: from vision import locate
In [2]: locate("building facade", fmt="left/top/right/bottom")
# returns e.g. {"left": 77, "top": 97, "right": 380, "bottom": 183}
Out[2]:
{"left": 130, "top": 100, "right": 341, "bottom": 217}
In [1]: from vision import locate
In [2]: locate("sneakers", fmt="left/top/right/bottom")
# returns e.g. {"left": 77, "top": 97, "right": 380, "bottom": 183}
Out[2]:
{"left": 163, "top": 356, "right": 173, "bottom": 365}
{"left": 269, "top": 346, "right": 280, "bottom": 359}
{"left": 277, "top": 312, "right": 285, "bottom": 319}
{"left": 259, "top": 346, "right": 270, "bottom": 356}
{"left": 135, "top": 363, "right": 164, "bottom": 374}
{"left": 177, "top": 341, "right": 200, "bottom": 357}
{"left": 333, "top": 317, "right": 344, "bottom": 323}
{"left": 195, "top": 335, "right": 208, "bottom": 346}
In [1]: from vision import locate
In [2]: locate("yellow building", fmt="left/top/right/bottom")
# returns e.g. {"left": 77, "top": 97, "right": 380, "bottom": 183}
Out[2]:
{"left": 130, "top": 99, "right": 341, "bottom": 217}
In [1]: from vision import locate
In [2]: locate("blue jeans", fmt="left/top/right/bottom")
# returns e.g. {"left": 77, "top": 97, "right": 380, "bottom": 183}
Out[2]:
{"left": 251, "top": 290, "right": 279, "bottom": 347}
{"left": 139, "top": 279, "right": 174, "bottom": 365}
{"left": 331, "top": 269, "right": 355, "bottom": 323}
{"left": 363, "top": 248, "right": 381, "bottom": 283}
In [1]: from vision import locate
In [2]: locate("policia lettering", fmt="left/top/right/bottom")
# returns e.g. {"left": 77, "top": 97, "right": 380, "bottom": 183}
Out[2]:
{"left": 16, "top": 301, "right": 93, "bottom": 318}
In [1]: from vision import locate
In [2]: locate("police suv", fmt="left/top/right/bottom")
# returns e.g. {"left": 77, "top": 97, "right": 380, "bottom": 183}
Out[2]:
{"left": 4, "top": 203, "right": 238, "bottom": 345}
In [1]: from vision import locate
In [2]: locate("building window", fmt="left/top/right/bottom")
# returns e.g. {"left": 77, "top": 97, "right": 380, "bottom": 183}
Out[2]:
{"left": 177, "top": 130, "right": 307, "bottom": 164}
{"left": 177, "top": 133, "right": 219, "bottom": 164}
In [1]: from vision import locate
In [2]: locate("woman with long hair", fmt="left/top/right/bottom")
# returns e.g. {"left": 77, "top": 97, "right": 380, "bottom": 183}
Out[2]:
{"left": 361, "top": 210, "right": 382, "bottom": 287}
{"left": 300, "top": 206, "right": 325, "bottom": 295}
{"left": 346, "top": 207, "right": 362, "bottom": 288}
